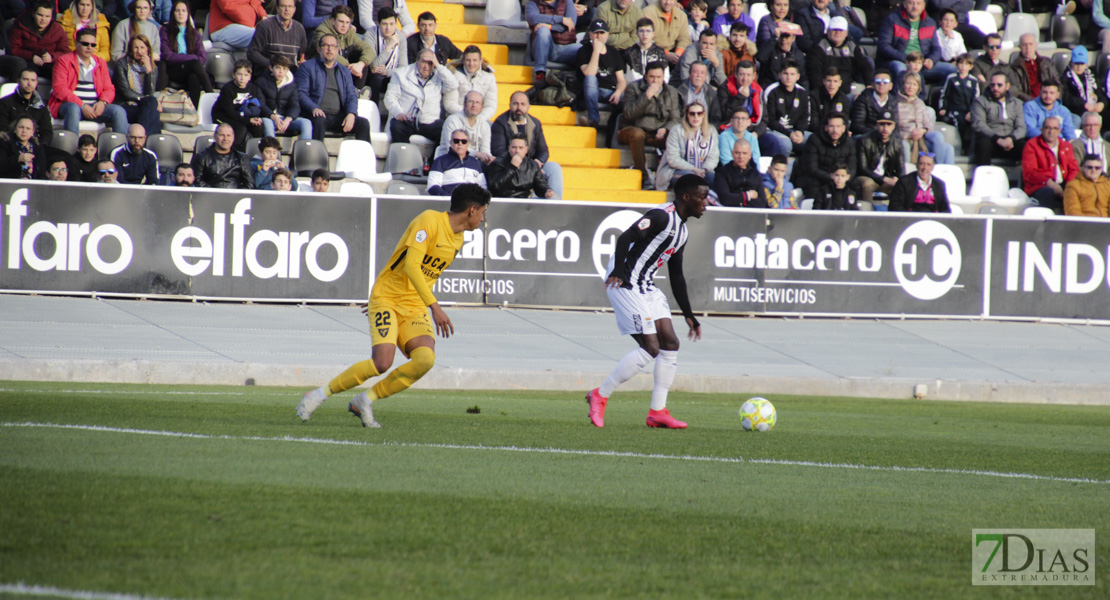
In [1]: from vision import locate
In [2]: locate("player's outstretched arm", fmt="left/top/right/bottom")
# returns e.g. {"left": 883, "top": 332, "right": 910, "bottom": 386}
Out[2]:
{"left": 429, "top": 302, "right": 454, "bottom": 339}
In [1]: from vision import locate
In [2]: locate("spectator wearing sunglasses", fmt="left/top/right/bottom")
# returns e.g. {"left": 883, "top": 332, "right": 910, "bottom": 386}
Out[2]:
{"left": 970, "top": 33, "right": 1017, "bottom": 86}
{"left": 96, "top": 160, "right": 119, "bottom": 183}
{"left": 427, "top": 129, "right": 486, "bottom": 196}
{"left": 970, "top": 72, "right": 1025, "bottom": 166}
{"left": 655, "top": 100, "right": 718, "bottom": 191}
{"left": 49, "top": 27, "right": 129, "bottom": 134}
{"left": 850, "top": 68, "right": 900, "bottom": 137}
{"left": 1063, "top": 154, "right": 1110, "bottom": 217}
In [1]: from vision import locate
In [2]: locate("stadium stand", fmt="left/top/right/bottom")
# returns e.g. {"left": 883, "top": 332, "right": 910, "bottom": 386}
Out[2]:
{"left": 0, "top": 0, "right": 1101, "bottom": 216}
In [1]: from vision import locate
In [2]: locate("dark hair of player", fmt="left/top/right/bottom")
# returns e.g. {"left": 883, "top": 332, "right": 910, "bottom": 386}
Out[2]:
{"left": 674, "top": 174, "right": 709, "bottom": 202}
{"left": 449, "top": 183, "right": 492, "bottom": 212}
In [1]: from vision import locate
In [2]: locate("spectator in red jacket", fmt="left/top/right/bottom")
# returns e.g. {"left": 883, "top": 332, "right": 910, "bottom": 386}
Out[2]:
{"left": 1022, "top": 115, "right": 1079, "bottom": 214}
{"left": 10, "top": 2, "right": 71, "bottom": 78}
{"left": 49, "top": 28, "right": 129, "bottom": 134}
{"left": 209, "top": 0, "right": 267, "bottom": 51}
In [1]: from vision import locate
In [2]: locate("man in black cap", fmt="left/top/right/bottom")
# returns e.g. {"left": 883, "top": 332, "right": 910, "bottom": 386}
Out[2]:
{"left": 575, "top": 18, "right": 627, "bottom": 128}
{"left": 854, "top": 109, "right": 905, "bottom": 206}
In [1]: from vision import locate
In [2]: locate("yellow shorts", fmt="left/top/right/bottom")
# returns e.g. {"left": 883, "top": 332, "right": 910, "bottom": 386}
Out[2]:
{"left": 368, "top": 304, "right": 435, "bottom": 350}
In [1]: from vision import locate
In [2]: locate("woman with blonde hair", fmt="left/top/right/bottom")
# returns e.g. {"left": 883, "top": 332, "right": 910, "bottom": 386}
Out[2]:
{"left": 656, "top": 100, "right": 719, "bottom": 191}
{"left": 112, "top": 34, "right": 162, "bottom": 135}
{"left": 59, "top": 0, "right": 111, "bottom": 61}
{"left": 895, "top": 72, "right": 954, "bottom": 164}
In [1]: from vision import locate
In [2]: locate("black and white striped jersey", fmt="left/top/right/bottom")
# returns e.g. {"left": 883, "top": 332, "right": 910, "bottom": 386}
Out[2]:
{"left": 607, "top": 203, "right": 689, "bottom": 294}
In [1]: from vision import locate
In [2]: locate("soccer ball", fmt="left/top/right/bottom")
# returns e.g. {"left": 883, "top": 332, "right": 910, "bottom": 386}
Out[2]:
{"left": 739, "top": 398, "right": 776, "bottom": 432}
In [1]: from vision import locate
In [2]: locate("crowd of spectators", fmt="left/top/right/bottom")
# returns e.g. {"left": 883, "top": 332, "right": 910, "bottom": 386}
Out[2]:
{"left": 0, "top": 0, "right": 1106, "bottom": 215}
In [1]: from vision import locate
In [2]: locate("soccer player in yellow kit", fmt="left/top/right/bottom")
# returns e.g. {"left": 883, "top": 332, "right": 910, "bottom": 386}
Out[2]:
{"left": 297, "top": 184, "right": 492, "bottom": 427}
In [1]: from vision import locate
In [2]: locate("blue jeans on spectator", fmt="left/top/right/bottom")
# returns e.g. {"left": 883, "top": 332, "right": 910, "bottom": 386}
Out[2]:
{"left": 262, "top": 117, "right": 313, "bottom": 140}
{"left": 210, "top": 24, "right": 255, "bottom": 50}
{"left": 60, "top": 101, "right": 128, "bottom": 134}
{"left": 887, "top": 60, "right": 958, "bottom": 85}
{"left": 530, "top": 26, "right": 581, "bottom": 74}
{"left": 543, "top": 161, "right": 563, "bottom": 199}
{"left": 582, "top": 75, "right": 614, "bottom": 124}
{"left": 923, "top": 131, "right": 955, "bottom": 165}
{"left": 760, "top": 130, "right": 810, "bottom": 157}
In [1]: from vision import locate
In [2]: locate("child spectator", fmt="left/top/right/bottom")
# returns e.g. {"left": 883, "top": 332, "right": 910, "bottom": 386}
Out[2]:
{"left": 623, "top": 17, "right": 668, "bottom": 84}
{"left": 938, "top": 54, "right": 979, "bottom": 152}
{"left": 213, "top": 59, "right": 272, "bottom": 152}
{"left": 255, "top": 56, "right": 313, "bottom": 140}
{"left": 762, "top": 153, "right": 795, "bottom": 208}
{"left": 271, "top": 167, "right": 294, "bottom": 191}
{"left": 71, "top": 134, "right": 99, "bottom": 182}
{"left": 687, "top": 0, "right": 711, "bottom": 45}
{"left": 934, "top": 9, "right": 966, "bottom": 64}
{"left": 311, "top": 167, "right": 331, "bottom": 192}
{"left": 814, "top": 164, "right": 858, "bottom": 210}
{"left": 251, "top": 136, "right": 299, "bottom": 190}
{"left": 900, "top": 51, "right": 927, "bottom": 99}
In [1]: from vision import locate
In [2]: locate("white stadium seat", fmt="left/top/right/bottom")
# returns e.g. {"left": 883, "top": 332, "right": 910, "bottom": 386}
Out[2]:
{"left": 485, "top": 0, "right": 529, "bottom": 29}
{"left": 336, "top": 140, "right": 392, "bottom": 184}
{"left": 931, "top": 164, "right": 967, "bottom": 201}
{"left": 968, "top": 165, "right": 1008, "bottom": 200}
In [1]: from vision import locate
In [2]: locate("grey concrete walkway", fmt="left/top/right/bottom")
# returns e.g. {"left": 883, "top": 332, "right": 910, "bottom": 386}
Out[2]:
{"left": 1, "top": 293, "right": 1108, "bottom": 404}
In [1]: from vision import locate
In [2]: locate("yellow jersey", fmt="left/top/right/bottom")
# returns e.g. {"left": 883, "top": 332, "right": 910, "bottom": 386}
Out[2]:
{"left": 370, "top": 210, "right": 464, "bottom": 316}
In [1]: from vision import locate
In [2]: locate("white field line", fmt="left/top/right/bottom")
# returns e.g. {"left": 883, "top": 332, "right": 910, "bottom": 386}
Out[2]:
{"left": 3, "top": 422, "right": 1108, "bottom": 486}
{"left": 0, "top": 582, "right": 189, "bottom": 600}
{"left": 0, "top": 388, "right": 247, "bottom": 396}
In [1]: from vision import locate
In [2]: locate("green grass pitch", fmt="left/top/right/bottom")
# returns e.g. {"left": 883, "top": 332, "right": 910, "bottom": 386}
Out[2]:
{"left": 1, "top": 381, "right": 1108, "bottom": 599}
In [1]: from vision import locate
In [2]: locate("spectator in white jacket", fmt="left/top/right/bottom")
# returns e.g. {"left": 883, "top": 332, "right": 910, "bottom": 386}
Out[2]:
{"left": 443, "top": 45, "right": 498, "bottom": 122}
{"left": 436, "top": 91, "right": 494, "bottom": 162}
{"left": 385, "top": 48, "right": 460, "bottom": 142}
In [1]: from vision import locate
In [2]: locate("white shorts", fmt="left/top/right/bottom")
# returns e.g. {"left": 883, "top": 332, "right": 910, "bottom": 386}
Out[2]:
{"left": 607, "top": 285, "right": 672, "bottom": 336}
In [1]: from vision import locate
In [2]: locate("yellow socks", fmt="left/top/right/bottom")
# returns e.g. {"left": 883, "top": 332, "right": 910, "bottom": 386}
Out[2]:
{"left": 328, "top": 359, "right": 381, "bottom": 395}
{"left": 372, "top": 347, "right": 435, "bottom": 400}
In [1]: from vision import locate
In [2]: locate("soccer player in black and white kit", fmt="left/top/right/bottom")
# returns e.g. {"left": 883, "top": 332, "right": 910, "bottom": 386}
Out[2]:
{"left": 586, "top": 174, "right": 711, "bottom": 429}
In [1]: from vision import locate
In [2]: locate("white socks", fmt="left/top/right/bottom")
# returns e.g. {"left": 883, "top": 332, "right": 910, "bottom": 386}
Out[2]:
{"left": 317, "top": 385, "right": 332, "bottom": 399}
{"left": 600, "top": 347, "right": 654, "bottom": 398}
{"left": 651, "top": 350, "right": 678, "bottom": 411}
